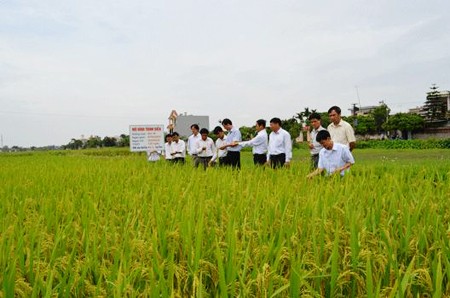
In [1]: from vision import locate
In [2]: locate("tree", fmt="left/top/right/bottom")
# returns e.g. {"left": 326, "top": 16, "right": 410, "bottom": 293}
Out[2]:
{"left": 66, "top": 138, "right": 83, "bottom": 150}
{"left": 102, "top": 137, "right": 117, "bottom": 147}
{"left": 370, "top": 103, "right": 390, "bottom": 133}
{"left": 281, "top": 117, "right": 302, "bottom": 139}
{"left": 383, "top": 113, "right": 424, "bottom": 139}
{"left": 86, "top": 136, "right": 102, "bottom": 148}
{"left": 345, "top": 115, "right": 376, "bottom": 135}
{"left": 239, "top": 126, "right": 256, "bottom": 141}
{"left": 422, "top": 84, "right": 447, "bottom": 124}
{"left": 117, "top": 134, "right": 130, "bottom": 147}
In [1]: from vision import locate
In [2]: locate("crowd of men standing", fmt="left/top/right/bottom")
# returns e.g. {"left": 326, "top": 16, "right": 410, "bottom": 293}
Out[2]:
{"left": 152, "top": 106, "right": 356, "bottom": 176}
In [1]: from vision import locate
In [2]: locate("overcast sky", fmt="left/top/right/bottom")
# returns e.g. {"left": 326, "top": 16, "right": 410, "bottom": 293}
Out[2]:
{"left": 1, "top": 0, "right": 449, "bottom": 147}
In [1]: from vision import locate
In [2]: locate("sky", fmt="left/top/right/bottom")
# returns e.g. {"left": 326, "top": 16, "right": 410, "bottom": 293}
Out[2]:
{"left": 1, "top": 0, "right": 449, "bottom": 147}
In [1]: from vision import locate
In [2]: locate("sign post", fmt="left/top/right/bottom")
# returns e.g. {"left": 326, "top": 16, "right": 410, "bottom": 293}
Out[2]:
{"left": 129, "top": 125, "right": 164, "bottom": 152}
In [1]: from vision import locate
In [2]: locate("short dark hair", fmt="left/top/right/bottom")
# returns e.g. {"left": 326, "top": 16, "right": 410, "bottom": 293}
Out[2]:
{"left": 221, "top": 118, "right": 232, "bottom": 126}
{"left": 328, "top": 106, "right": 341, "bottom": 115}
{"left": 309, "top": 113, "right": 321, "bottom": 121}
{"left": 316, "top": 130, "right": 331, "bottom": 142}
{"left": 190, "top": 124, "right": 199, "bottom": 130}
{"left": 165, "top": 133, "right": 173, "bottom": 139}
{"left": 213, "top": 126, "right": 223, "bottom": 135}
{"left": 256, "top": 119, "right": 266, "bottom": 127}
{"left": 199, "top": 128, "right": 209, "bottom": 135}
{"left": 270, "top": 117, "right": 282, "bottom": 125}
{"left": 172, "top": 132, "right": 179, "bottom": 137}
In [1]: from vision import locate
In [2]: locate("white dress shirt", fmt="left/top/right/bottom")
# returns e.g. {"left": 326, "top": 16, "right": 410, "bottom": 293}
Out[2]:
{"left": 196, "top": 137, "right": 215, "bottom": 157}
{"left": 187, "top": 134, "right": 201, "bottom": 155}
{"left": 310, "top": 126, "right": 326, "bottom": 155}
{"left": 267, "top": 128, "right": 292, "bottom": 162}
{"left": 318, "top": 142, "right": 355, "bottom": 176}
{"left": 225, "top": 127, "right": 242, "bottom": 152}
{"left": 164, "top": 142, "right": 173, "bottom": 160}
{"left": 240, "top": 129, "right": 268, "bottom": 154}
{"left": 171, "top": 140, "right": 186, "bottom": 158}
{"left": 211, "top": 136, "right": 227, "bottom": 162}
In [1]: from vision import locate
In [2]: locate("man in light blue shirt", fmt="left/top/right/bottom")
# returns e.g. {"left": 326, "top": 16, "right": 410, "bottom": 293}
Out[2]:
{"left": 238, "top": 119, "right": 268, "bottom": 165}
{"left": 307, "top": 130, "right": 355, "bottom": 178}
{"left": 220, "top": 118, "right": 242, "bottom": 169}
{"left": 267, "top": 117, "right": 292, "bottom": 169}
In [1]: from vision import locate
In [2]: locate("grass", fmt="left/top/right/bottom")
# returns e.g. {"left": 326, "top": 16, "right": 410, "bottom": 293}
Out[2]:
{"left": 1, "top": 148, "right": 449, "bottom": 297}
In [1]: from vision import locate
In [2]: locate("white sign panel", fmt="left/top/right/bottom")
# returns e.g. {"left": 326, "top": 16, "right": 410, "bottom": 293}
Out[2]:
{"left": 129, "top": 125, "right": 164, "bottom": 152}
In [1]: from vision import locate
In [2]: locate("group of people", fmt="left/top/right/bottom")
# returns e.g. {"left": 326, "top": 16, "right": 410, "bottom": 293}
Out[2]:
{"left": 149, "top": 105, "right": 356, "bottom": 177}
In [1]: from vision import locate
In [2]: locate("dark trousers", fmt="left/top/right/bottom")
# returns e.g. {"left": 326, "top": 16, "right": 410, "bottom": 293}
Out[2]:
{"left": 310, "top": 154, "right": 319, "bottom": 170}
{"left": 173, "top": 157, "right": 185, "bottom": 164}
{"left": 226, "top": 151, "right": 241, "bottom": 169}
{"left": 253, "top": 153, "right": 266, "bottom": 165}
{"left": 195, "top": 156, "right": 212, "bottom": 170}
{"left": 270, "top": 153, "right": 286, "bottom": 169}
{"left": 218, "top": 156, "right": 227, "bottom": 166}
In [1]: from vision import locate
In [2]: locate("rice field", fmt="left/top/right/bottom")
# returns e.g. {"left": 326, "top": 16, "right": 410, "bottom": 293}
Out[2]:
{"left": 1, "top": 148, "right": 450, "bottom": 297}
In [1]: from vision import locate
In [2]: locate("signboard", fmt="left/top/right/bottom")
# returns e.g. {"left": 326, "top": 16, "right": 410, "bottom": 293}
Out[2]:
{"left": 129, "top": 125, "right": 164, "bottom": 152}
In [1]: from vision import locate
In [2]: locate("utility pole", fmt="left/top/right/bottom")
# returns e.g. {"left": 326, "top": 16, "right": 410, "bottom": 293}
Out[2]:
{"left": 355, "top": 85, "right": 362, "bottom": 109}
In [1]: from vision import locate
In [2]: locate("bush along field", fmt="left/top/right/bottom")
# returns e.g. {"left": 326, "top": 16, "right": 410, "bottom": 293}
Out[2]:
{"left": 1, "top": 149, "right": 450, "bottom": 297}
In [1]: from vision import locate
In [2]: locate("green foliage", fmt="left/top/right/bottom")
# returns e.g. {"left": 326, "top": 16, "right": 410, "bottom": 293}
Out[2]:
{"left": 383, "top": 113, "right": 425, "bottom": 132}
{"left": 423, "top": 84, "right": 447, "bottom": 124}
{"left": 239, "top": 126, "right": 257, "bottom": 141}
{"left": 344, "top": 115, "right": 376, "bottom": 135}
{"left": 370, "top": 104, "right": 390, "bottom": 133}
{"left": 356, "top": 138, "right": 450, "bottom": 149}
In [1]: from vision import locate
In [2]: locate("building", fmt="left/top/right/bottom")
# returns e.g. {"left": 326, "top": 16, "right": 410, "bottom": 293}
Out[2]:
{"left": 349, "top": 103, "right": 385, "bottom": 116}
{"left": 174, "top": 113, "right": 210, "bottom": 137}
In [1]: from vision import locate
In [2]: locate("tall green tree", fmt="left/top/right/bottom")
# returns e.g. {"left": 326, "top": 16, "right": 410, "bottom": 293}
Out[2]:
{"left": 422, "top": 84, "right": 447, "bottom": 124}
{"left": 370, "top": 103, "right": 390, "bottom": 133}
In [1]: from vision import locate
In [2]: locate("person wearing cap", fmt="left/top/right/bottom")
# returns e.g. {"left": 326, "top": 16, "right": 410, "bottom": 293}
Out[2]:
{"left": 195, "top": 128, "right": 215, "bottom": 170}
{"left": 308, "top": 113, "right": 326, "bottom": 169}
{"left": 327, "top": 106, "right": 356, "bottom": 151}
{"left": 170, "top": 132, "right": 186, "bottom": 164}
{"left": 209, "top": 126, "right": 227, "bottom": 167}
{"left": 306, "top": 130, "right": 355, "bottom": 178}
{"left": 237, "top": 119, "right": 268, "bottom": 165}
{"left": 220, "top": 118, "right": 242, "bottom": 169}
{"left": 267, "top": 117, "right": 292, "bottom": 169}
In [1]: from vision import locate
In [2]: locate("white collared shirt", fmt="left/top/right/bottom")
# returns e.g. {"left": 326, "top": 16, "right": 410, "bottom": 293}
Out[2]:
{"left": 267, "top": 128, "right": 292, "bottom": 162}
{"left": 196, "top": 137, "right": 215, "bottom": 157}
{"left": 318, "top": 142, "right": 355, "bottom": 176}
{"left": 328, "top": 119, "right": 356, "bottom": 147}
{"left": 225, "top": 127, "right": 242, "bottom": 152}
{"left": 240, "top": 129, "right": 268, "bottom": 154}
{"left": 211, "top": 136, "right": 227, "bottom": 162}
{"left": 187, "top": 134, "right": 201, "bottom": 155}
{"left": 164, "top": 142, "right": 173, "bottom": 160}
{"left": 310, "top": 126, "right": 326, "bottom": 155}
{"left": 171, "top": 140, "right": 186, "bottom": 158}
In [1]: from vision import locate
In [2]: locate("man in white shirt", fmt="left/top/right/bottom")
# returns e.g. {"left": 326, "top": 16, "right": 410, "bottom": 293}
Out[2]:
{"left": 308, "top": 113, "right": 326, "bottom": 169}
{"left": 164, "top": 133, "right": 173, "bottom": 162}
{"left": 307, "top": 130, "right": 355, "bottom": 178}
{"left": 187, "top": 124, "right": 201, "bottom": 165}
{"left": 210, "top": 126, "right": 227, "bottom": 166}
{"left": 195, "top": 128, "right": 215, "bottom": 170}
{"left": 170, "top": 132, "right": 186, "bottom": 164}
{"left": 327, "top": 106, "right": 356, "bottom": 151}
{"left": 238, "top": 119, "right": 268, "bottom": 165}
{"left": 267, "top": 117, "right": 292, "bottom": 169}
{"left": 220, "top": 118, "right": 242, "bottom": 169}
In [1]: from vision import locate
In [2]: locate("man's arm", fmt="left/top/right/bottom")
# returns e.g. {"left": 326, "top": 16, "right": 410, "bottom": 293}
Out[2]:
{"left": 307, "top": 168, "right": 324, "bottom": 179}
